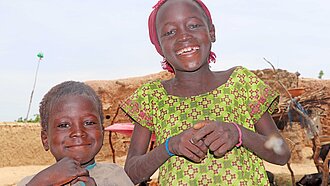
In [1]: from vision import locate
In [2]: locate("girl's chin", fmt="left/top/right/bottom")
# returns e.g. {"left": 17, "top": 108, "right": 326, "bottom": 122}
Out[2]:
{"left": 181, "top": 63, "right": 204, "bottom": 71}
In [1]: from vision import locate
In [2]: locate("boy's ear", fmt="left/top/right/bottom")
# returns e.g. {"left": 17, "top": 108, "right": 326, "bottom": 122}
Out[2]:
{"left": 41, "top": 130, "right": 49, "bottom": 151}
{"left": 209, "top": 24, "right": 216, "bottom": 42}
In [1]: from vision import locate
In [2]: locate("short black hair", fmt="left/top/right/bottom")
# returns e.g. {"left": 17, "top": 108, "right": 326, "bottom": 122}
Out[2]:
{"left": 39, "top": 81, "right": 104, "bottom": 131}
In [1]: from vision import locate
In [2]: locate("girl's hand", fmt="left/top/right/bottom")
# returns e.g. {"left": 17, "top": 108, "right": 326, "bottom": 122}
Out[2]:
{"left": 169, "top": 127, "right": 208, "bottom": 162}
{"left": 191, "top": 121, "right": 239, "bottom": 158}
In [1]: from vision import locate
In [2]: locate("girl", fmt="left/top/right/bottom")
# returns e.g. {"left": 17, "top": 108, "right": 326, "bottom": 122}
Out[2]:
{"left": 121, "top": 0, "right": 291, "bottom": 185}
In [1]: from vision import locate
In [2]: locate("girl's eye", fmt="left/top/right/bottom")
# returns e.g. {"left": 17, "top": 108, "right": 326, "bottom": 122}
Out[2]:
{"left": 164, "top": 30, "right": 176, "bottom": 37}
{"left": 188, "top": 24, "right": 201, "bottom": 29}
{"left": 58, "top": 123, "right": 70, "bottom": 128}
{"left": 84, "top": 121, "right": 96, "bottom": 126}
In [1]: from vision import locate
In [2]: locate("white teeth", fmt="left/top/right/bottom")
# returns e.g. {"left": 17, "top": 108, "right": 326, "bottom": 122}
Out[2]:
{"left": 176, "top": 46, "right": 199, "bottom": 55}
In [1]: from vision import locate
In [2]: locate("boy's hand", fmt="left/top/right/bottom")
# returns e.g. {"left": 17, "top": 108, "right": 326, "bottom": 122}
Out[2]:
{"left": 50, "top": 157, "right": 89, "bottom": 185}
{"left": 72, "top": 176, "right": 97, "bottom": 186}
{"left": 27, "top": 157, "right": 89, "bottom": 185}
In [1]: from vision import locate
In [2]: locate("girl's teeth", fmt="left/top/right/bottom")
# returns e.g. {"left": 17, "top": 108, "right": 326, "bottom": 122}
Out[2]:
{"left": 177, "top": 47, "right": 199, "bottom": 55}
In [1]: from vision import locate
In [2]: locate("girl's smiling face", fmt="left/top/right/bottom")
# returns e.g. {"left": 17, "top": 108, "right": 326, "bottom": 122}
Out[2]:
{"left": 156, "top": 0, "right": 215, "bottom": 73}
{"left": 41, "top": 95, "right": 103, "bottom": 166}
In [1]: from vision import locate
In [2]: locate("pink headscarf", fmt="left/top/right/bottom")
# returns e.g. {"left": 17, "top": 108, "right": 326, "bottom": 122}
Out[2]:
{"left": 148, "top": 0, "right": 216, "bottom": 73}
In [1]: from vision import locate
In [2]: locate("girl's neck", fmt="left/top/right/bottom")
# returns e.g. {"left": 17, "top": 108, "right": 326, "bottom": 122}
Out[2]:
{"left": 164, "top": 66, "right": 218, "bottom": 97}
{"left": 173, "top": 67, "right": 214, "bottom": 87}
{"left": 162, "top": 66, "right": 237, "bottom": 97}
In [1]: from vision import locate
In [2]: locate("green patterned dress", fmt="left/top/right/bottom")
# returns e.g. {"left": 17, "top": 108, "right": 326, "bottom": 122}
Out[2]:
{"left": 121, "top": 66, "right": 279, "bottom": 186}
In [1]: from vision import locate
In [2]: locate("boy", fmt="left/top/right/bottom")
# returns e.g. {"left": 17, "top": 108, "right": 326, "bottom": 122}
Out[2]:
{"left": 18, "top": 81, "right": 133, "bottom": 186}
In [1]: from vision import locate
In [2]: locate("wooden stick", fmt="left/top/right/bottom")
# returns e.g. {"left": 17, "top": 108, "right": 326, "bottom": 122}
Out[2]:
{"left": 263, "top": 58, "right": 293, "bottom": 99}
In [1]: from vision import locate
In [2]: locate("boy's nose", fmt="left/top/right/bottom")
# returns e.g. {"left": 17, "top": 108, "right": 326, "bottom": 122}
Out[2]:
{"left": 70, "top": 125, "right": 86, "bottom": 138}
{"left": 71, "top": 131, "right": 86, "bottom": 138}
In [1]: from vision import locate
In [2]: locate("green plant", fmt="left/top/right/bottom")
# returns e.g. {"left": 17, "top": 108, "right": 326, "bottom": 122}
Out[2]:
{"left": 16, "top": 117, "right": 24, "bottom": 122}
{"left": 16, "top": 114, "right": 40, "bottom": 123}
{"left": 318, "top": 70, "right": 324, "bottom": 79}
{"left": 29, "top": 114, "right": 40, "bottom": 123}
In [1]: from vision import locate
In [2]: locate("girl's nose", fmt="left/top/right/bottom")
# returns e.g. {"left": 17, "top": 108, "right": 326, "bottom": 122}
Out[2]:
{"left": 177, "top": 28, "right": 192, "bottom": 42}
{"left": 177, "top": 32, "right": 192, "bottom": 42}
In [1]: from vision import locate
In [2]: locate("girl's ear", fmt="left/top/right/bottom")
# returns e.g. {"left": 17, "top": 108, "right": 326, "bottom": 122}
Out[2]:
{"left": 41, "top": 130, "right": 49, "bottom": 151}
{"left": 209, "top": 24, "right": 216, "bottom": 42}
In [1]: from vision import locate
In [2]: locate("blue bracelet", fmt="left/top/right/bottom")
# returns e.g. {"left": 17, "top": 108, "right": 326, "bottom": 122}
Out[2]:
{"left": 165, "top": 137, "right": 175, "bottom": 157}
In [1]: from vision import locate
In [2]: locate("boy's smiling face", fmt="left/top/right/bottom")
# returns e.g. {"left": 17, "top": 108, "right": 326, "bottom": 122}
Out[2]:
{"left": 156, "top": 0, "right": 215, "bottom": 72}
{"left": 41, "top": 95, "right": 103, "bottom": 166}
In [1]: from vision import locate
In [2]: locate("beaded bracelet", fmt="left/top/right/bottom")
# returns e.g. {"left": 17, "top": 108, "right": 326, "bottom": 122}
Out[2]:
{"left": 165, "top": 137, "right": 175, "bottom": 157}
{"left": 231, "top": 123, "right": 242, "bottom": 147}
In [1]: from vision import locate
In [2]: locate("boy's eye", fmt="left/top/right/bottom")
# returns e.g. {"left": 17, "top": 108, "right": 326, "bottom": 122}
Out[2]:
{"left": 84, "top": 121, "right": 97, "bottom": 126}
{"left": 58, "top": 123, "right": 70, "bottom": 128}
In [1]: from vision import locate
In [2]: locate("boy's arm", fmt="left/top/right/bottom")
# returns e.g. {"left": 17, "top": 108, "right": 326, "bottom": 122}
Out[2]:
{"left": 26, "top": 157, "right": 89, "bottom": 186}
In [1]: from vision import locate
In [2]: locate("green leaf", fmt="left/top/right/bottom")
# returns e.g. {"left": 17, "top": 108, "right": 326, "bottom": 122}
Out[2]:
{"left": 37, "top": 52, "right": 44, "bottom": 59}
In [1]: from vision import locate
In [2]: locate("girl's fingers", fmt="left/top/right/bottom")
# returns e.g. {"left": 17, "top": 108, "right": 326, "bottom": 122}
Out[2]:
{"left": 202, "top": 131, "right": 221, "bottom": 147}
{"left": 181, "top": 148, "right": 203, "bottom": 162}
{"left": 193, "top": 140, "right": 208, "bottom": 154}
{"left": 208, "top": 138, "right": 226, "bottom": 152}
{"left": 193, "top": 122, "right": 206, "bottom": 130}
{"left": 188, "top": 143, "right": 207, "bottom": 159}
{"left": 213, "top": 143, "right": 230, "bottom": 158}
{"left": 191, "top": 124, "right": 215, "bottom": 143}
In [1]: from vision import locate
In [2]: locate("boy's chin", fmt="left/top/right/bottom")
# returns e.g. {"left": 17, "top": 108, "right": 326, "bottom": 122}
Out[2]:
{"left": 56, "top": 155, "right": 95, "bottom": 167}
{"left": 80, "top": 159, "right": 96, "bottom": 167}
{"left": 73, "top": 156, "right": 95, "bottom": 166}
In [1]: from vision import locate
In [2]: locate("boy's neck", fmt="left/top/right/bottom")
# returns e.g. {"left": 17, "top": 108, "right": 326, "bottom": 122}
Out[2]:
{"left": 85, "top": 162, "right": 96, "bottom": 170}
{"left": 80, "top": 159, "right": 96, "bottom": 169}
